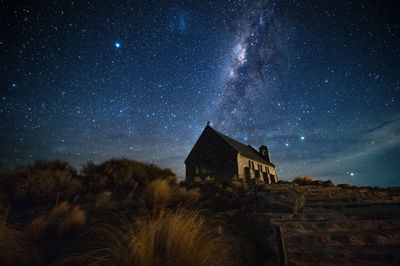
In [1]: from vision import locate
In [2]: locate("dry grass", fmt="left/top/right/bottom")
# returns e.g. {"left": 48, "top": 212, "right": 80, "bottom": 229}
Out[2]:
{"left": 50, "top": 201, "right": 71, "bottom": 219}
{"left": 58, "top": 206, "right": 86, "bottom": 234}
{"left": 176, "top": 187, "right": 201, "bottom": 207}
{"left": 94, "top": 191, "right": 115, "bottom": 213}
{"left": 27, "top": 215, "right": 49, "bottom": 241}
{"left": 142, "top": 179, "right": 174, "bottom": 213}
{"left": 205, "top": 176, "right": 215, "bottom": 182}
{"left": 27, "top": 203, "right": 86, "bottom": 240}
{"left": 0, "top": 215, "right": 40, "bottom": 265}
{"left": 193, "top": 176, "right": 203, "bottom": 183}
{"left": 57, "top": 210, "right": 238, "bottom": 266}
{"left": 142, "top": 179, "right": 201, "bottom": 213}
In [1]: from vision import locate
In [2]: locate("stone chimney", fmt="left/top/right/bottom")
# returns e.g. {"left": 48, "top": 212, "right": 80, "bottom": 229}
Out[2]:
{"left": 259, "top": 145, "right": 271, "bottom": 163}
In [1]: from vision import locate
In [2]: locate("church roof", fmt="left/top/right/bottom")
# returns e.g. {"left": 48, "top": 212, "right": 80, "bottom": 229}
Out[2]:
{"left": 209, "top": 126, "right": 275, "bottom": 167}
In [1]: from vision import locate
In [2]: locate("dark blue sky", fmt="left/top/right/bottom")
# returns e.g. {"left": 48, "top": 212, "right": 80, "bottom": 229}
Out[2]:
{"left": 1, "top": 0, "right": 399, "bottom": 187}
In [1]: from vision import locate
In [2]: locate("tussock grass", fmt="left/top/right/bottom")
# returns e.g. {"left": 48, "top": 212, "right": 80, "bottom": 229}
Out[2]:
{"left": 142, "top": 179, "right": 174, "bottom": 213}
{"left": 50, "top": 201, "right": 72, "bottom": 218}
{"left": 176, "top": 187, "right": 201, "bottom": 207}
{"left": 27, "top": 215, "right": 49, "bottom": 241}
{"left": 57, "top": 210, "right": 238, "bottom": 266}
{"left": 0, "top": 215, "right": 40, "bottom": 265}
{"left": 27, "top": 203, "right": 86, "bottom": 241}
{"left": 142, "top": 179, "right": 201, "bottom": 213}
{"left": 94, "top": 191, "right": 115, "bottom": 213}
{"left": 58, "top": 206, "right": 86, "bottom": 234}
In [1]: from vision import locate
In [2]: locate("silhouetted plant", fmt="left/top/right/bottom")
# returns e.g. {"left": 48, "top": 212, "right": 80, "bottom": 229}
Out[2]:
{"left": 293, "top": 176, "right": 316, "bottom": 186}
{"left": 80, "top": 158, "right": 175, "bottom": 193}
{"left": 14, "top": 161, "right": 81, "bottom": 203}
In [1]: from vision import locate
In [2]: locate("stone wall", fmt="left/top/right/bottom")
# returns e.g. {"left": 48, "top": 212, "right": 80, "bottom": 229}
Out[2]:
{"left": 237, "top": 153, "right": 277, "bottom": 183}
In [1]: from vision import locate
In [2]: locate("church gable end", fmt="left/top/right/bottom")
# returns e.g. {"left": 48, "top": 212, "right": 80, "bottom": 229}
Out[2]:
{"left": 185, "top": 126, "right": 238, "bottom": 181}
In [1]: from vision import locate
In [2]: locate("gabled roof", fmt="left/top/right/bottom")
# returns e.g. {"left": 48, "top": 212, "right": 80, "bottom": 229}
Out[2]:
{"left": 210, "top": 126, "right": 275, "bottom": 167}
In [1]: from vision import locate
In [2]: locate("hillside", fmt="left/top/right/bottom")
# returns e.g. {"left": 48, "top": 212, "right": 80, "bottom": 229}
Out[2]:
{"left": 0, "top": 159, "right": 399, "bottom": 265}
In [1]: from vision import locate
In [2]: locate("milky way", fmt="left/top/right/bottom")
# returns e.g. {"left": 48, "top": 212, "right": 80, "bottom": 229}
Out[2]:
{"left": 212, "top": 1, "right": 287, "bottom": 132}
{"left": 1, "top": 0, "right": 399, "bottom": 187}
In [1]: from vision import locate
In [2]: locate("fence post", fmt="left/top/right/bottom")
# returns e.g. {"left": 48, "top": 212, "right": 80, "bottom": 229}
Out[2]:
{"left": 275, "top": 225, "right": 288, "bottom": 266}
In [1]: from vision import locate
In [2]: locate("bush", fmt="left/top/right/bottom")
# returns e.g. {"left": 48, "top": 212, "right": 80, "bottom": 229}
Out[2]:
{"left": 57, "top": 210, "right": 238, "bottom": 266}
{"left": 292, "top": 176, "right": 316, "bottom": 186}
{"left": 0, "top": 169, "right": 34, "bottom": 209}
{"left": 338, "top": 184, "right": 352, "bottom": 189}
{"left": 80, "top": 159, "right": 176, "bottom": 193}
{"left": 14, "top": 161, "right": 81, "bottom": 203}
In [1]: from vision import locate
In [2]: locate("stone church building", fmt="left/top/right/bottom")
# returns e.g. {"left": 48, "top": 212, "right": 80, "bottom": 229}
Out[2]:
{"left": 185, "top": 124, "right": 278, "bottom": 184}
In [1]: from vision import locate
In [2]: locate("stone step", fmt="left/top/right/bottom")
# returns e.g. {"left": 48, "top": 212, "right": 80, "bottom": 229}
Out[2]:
{"left": 285, "top": 244, "right": 400, "bottom": 266}
{"left": 272, "top": 218, "right": 400, "bottom": 233}
{"left": 284, "top": 230, "right": 400, "bottom": 247}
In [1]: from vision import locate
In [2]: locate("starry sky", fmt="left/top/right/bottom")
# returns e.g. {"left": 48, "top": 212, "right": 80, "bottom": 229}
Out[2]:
{"left": 1, "top": 0, "right": 399, "bottom": 187}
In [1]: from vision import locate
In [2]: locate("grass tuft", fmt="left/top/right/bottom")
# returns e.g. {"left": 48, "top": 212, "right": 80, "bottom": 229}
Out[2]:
{"left": 58, "top": 206, "right": 86, "bottom": 234}
{"left": 0, "top": 215, "right": 41, "bottom": 265}
{"left": 50, "top": 201, "right": 71, "bottom": 219}
{"left": 142, "top": 179, "right": 174, "bottom": 213}
{"left": 57, "top": 210, "right": 238, "bottom": 266}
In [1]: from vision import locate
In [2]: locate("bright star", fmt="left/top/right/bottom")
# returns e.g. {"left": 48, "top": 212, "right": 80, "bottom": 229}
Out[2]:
{"left": 12, "top": 83, "right": 16, "bottom": 87}
{"left": 300, "top": 136, "right": 305, "bottom": 140}
{"left": 285, "top": 143, "right": 289, "bottom": 147}
{"left": 243, "top": 136, "right": 248, "bottom": 141}
{"left": 115, "top": 42, "right": 120, "bottom": 48}
{"left": 350, "top": 172, "right": 355, "bottom": 176}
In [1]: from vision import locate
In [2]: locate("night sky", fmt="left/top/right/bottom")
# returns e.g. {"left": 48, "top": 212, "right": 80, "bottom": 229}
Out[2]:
{"left": 1, "top": 0, "right": 399, "bottom": 187}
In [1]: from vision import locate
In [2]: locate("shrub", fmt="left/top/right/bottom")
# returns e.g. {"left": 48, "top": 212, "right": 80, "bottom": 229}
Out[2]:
{"left": 0, "top": 170, "right": 27, "bottom": 208}
{"left": 57, "top": 210, "right": 238, "bottom": 266}
{"left": 338, "top": 184, "right": 352, "bottom": 189}
{"left": 80, "top": 159, "right": 176, "bottom": 193}
{"left": 292, "top": 176, "right": 316, "bottom": 186}
{"left": 14, "top": 161, "right": 81, "bottom": 203}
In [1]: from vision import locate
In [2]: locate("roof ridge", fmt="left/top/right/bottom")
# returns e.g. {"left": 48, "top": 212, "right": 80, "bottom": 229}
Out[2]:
{"left": 208, "top": 126, "right": 274, "bottom": 166}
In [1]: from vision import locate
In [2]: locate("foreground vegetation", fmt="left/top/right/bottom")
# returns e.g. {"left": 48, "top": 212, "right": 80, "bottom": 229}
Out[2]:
{"left": 1, "top": 160, "right": 399, "bottom": 265}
